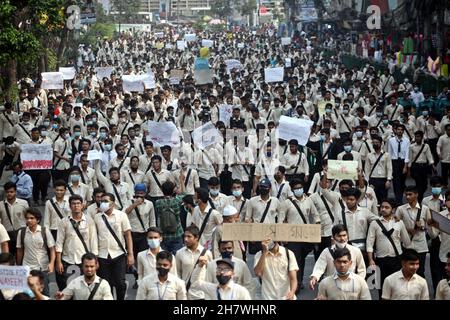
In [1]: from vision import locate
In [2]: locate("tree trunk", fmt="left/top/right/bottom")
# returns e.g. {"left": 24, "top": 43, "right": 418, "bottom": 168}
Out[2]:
{"left": 5, "top": 60, "right": 17, "bottom": 100}
{"left": 56, "top": 28, "right": 69, "bottom": 68}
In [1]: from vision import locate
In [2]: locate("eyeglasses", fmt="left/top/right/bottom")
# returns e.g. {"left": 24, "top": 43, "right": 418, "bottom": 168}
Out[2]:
{"left": 216, "top": 267, "right": 231, "bottom": 273}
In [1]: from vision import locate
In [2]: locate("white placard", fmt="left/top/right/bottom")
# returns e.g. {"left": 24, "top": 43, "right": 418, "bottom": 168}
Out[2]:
{"left": 155, "top": 32, "right": 164, "bottom": 38}
{"left": 95, "top": 67, "right": 114, "bottom": 79}
{"left": 59, "top": 67, "right": 76, "bottom": 80}
{"left": 264, "top": 67, "right": 284, "bottom": 83}
{"left": 41, "top": 72, "right": 64, "bottom": 89}
{"left": 277, "top": 116, "right": 313, "bottom": 146}
{"left": 87, "top": 150, "right": 102, "bottom": 161}
{"left": 21, "top": 144, "right": 53, "bottom": 170}
{"left": 177, "top": 40, "right": 186, "bottom": 51}
{"left": 225, "top": 59, "right": 243, "bottom": 72}
{"left": 122, "top": 74, "right": 155, "bottom": 93}
{"left": 194, "top": 69, "right": 213, "bottom": 85}
{"left": 201, "top": 39, "right": 214, "bottom": 48}
{"left": 0, "top": 265, "right": 30, "bottom": 290}
{"left": 165, "top": 43, "right": 173, "bottom": 49}
{"left": 147, "top": 121, "right": 180, "bottom": 147}
{"left": 281, "top": 37, "right": 292, "bottom": 45}
{"left": 193, "top": 122, "right": 223, "bottom": 150}
{"left": 219, "top": 104, "right": 233, "bottom": 124}
{"left": 184, "top": 34, "right": 197, "bottom": 42}
{"left": 285, "top": 58, "right": 292, "bottom": 68}
{"left": 237, "top": 43, "right": 245, "bottom": 49}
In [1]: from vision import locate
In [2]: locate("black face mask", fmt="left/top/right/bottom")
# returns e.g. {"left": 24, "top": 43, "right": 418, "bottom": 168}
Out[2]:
{"left": 216, "top": 274, "right": 231, "bottom": 286}
{"left": 156, "top": 267, "right": 170, "bottom": 277}
{"left": 221, "top": 251, "right": 233, "bottom": 259}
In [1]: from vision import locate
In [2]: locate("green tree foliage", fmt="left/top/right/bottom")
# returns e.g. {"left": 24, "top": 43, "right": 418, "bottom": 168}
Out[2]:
{"left": 210, "top": 0, "right": 232, "bottom": 18}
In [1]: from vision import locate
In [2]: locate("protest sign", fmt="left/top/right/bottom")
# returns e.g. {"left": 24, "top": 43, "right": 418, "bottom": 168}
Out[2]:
{"left": 225, "top": 59, "right": 243, "bottom": 72}
{"left": 87, "top": 150, "right": 102, "bottom": 161}
{"left": 285, "top": 58, "right": 292, "bottom": 68}
{"left": 219, "top": 104, "right": 233, "bottom": 124}
{"left": 281, "top": 37, "right": 292, "bottom": 45}
{"left": 222, "top": 223, "right": 321, "bottom": 243}
{"left": 21, "top": 144, "right": 53, "bottom": 170}
{"left": 147, "top": 121, "right": 180, "bottom": 147}
{"left": 165, "top": 43, "right": 173, "bottom": 49}
{"left": 59, "top": 67, "right": 76, "bottom": 80}
{"left": 277, "top": 116, "right": 313, "bottom": 146}
{"left": 122, "top": 74, "right": 155, "bottom": 93}
{"left": 318, "top": 100, "right": 335, "bottom": 117}
{"left": 431, "top": 210, "right": 450, "bottom": 235}
{"left": 184, "top": 34, "right": 197, "bottom": 42}
{"left": 327, "top": 160, "right": 358, "bottom": 180}
{"left": 155, "top": 32, "right": 164, "bottom": 38}
{"left": 194, "top": 69, "right": 213, "bottom": 85}
{"left": 95, "top": 67, "right": 114, "bottom": 79}
{"left": 41, "top": 72, "right": 64, "bottom": 89}
{"left": 193, "top": 122, "right": 223, "bottom": 150}
{"left": 264, "top": 67, "right": 284, "bottom": 83}
{"left": 177, "top": 40, "right": 186, "bottom": 51}
{"left": 237, "top": 43, "right": 245, "bottom": 49}
{"left": 201, "top": 39, "right": 214, "bottom": 48}
{"left": 0, "top": 265, "right": 30, "bottom": 290}
{"left": 170, "top": 69, "right": 185, "bottom": 85}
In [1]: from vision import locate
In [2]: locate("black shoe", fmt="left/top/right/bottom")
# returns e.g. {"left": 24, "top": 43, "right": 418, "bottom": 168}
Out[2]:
{"left": 132, "top": 282, "right": 138, "bottom": 289}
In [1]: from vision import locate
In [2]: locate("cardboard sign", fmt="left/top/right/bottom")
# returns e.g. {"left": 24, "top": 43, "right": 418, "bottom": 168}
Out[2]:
{"left": 431, "top": 210, "right": 450, "bottom": 235}
{"left": 122, "top": 74, "right": 155, "bottom": 93}
{"left": 147, "top": 121, "right": 180, "bottom": 147}
{"left": 225, "top": 59, "right": 243, "bottom": 72}
{"left": 170, "top": 69, "right": 185, "bottom": 85}
{"left": 95, "top": 67, "right": 114, "bottom": 79}
{"left": 237, "top": 43, "right": 245, "bottom": 49}
{"left": 41, "top": 72, "right": 64, "bottom": 89}
{"left": 59, "top": 67, "right": 76, "bottom": 80}
{"left": 21, "top": 144, "right": 53, "bottom": 170}
{"left": 318, "top": 100, "right": 335, "bottom": 117}
{"left": 285, "top": 58, "right": 292, "bottom": 68}
{"left": 327, "top": 160, "right": 358, "bottom": 180}
{"left": 87, "top": 150, "right": 102, "bottom": 161}
{"left": 264, "top": 67, "right": 284, "bottom": 83}
{"left": 0, "top": 265, "right": 30, "bottom": 290}
{"left": 277, "top": 116, "right": 313, "bottom": 146}
{"left": 222, "top": 223, "right": 321, "bottom": 243}
{"left": 192, "top": 121, "right": 223, "bottom": 150}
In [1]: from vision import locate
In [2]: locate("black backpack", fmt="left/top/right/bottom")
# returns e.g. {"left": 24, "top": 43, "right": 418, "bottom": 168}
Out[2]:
{"left": 159, "top": 201, "right": 178, "bottom": 234}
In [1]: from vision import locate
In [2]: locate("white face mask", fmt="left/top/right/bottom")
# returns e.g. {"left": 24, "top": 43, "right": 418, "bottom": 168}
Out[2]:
{"left": 99, "top": 202, "right": 110, "bottom": 212}
{"left": 335, "top": 241, "right": 347, "bottom": 249}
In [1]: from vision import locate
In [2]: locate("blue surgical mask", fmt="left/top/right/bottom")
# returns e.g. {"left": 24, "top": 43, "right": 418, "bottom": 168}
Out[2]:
{"left": 90, "top": 131, "right": 97, "bottom": 137}
{"left": 382, "top": 119, "right": 389, "bottom": 125}
{"left": 87, "top": 120, "right": 93, "bottom": 126}
{"left": 266, "top": 151, "right": 272, "bottom": 157}
{"left": 147, "top": 238, "right": 160, "bottom": 249}
{"left": 431, "top": 187, "right": 442, "bottom": 196}
{"left": 355, "top": 131, "right": 363, "bottom": 138}
{"left": 232, "top": 190, "right": 242, "bottom": 197}
{"left": 105, "top": 144, "right": 112, "bottom": 151}
{"left": 52, "top": 124, "right": 58, "bottom": 129}
{"left": 210, "top": 189, "right": 219, "bottom": 197}
{"left": 293, "top": 188, "right": 304, "bottom": 198}
{"left": 336, "top": 270, "right": 351, "bottom": 277}
{"left": 71, "top": 175, "right": 80, "bottom": 182}
{"left": 320, "top": 134, "right": 326, "bottom": 141}
{"left": 376, "top": 112, "right": 383, "bottom": 117}
{"left": 74, "top": 132, "right": 81, "bottom": 138}
{"left": 43, "top": 121, "right": 50, "bottom": 127}
{"left": 100, "top": 132, "right": 107, "bottom": 139}
{"left": 343, "top": 109, "right": 349, "bottom": 115}
{"left": 325, "top": 108, "right": 332, "bottom": 114}
{"left": 422, "top": 110, "right": 429, "bottom": 116}
{"left": 344, "top": 145, "right": 352, "bottom": 153}
{"left": 91, "top": 108, "right": 97, "bottom": 113}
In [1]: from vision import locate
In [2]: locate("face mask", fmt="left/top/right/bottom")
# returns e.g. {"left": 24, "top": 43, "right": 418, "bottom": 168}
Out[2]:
{"left": 43, "top": 121, "right": 50, "bottom": 127}
{"left": 266, "top": 151, "right": 272, "bottom": 157}
{"left": 74, "top": 132, "right": 81, "bottom": 138}
{"left": 71, "top": 175, "right": 80, "bottom": 182}
{"left": 105, "top": 144, "right": 112, "bottom": 151}
{"left": 147, "top": 238, "right": 160, "bottom": 249}
{"left": 52, "top": 124, "right": 58, "bottom": 129}
{"left": 336, "top": 270, "right": 351, "bottom": 277}
{"left": 344, "top": 145, "right": 352, "bottom": 153}
{"left": 156, "top": 267, "right": 170, "bottom": 277}
{"left": 92, "top": 118, "right": 97, "bottom": 123}
{"left": 87, "top": 120, "right": 93, "bottom": 126}
{"left": 355, "top": 131, "right": 363, "bottom": 138}
{"left": 330, "top": 88, "right": 336, "bottom": 93}
{"left": 325, "top": 108, "right": 332, "bottom": 114}
{"left": 335, "top": 241, "right": 347, "bottom": 249}
{"left": 41, "top": 131, "right": 48, "bottom": 137}
{"left": 373, "top": 144, "right": 381, "bottom": 150}
{"left": 221, "top": 251, "right": 233, "bottom": 259}
{"left": 343, "top": 109, "right": 349, "bottom": 115}
{"left": 100, "top": 132, "right": 107, "bottom": 139}
{"left": 259, "top": 188, "right": 270, "bottom": 196}
{"left": 209, "top": 189, "right": 219, "bottom": 197}
{"left": 293, "top": 188, "right": 304, "bottom": 198}
{"left": 432, "top": 187, "right": 442, "bottom": 196}
{"left": 376, "top": 112, "right": 383, "bottom": 117}
{"left": 422, "top": 111, "right": 429, "bottom": 116}
{"left": 216, "top": 274, "right": 231, "bottom": 286}
{"left": 90, "top": 132, "right": 97, "bottom": 137}
{"left": 382, "top": 120, "right": 389, "bottom": 125}
{"left": 414, "top": 87, "right": 419, "bottom": 92}
{"left": 91, "top": 108, "right": 97, "bottom": 113}
{"left": 99, "top": 202, "right": 110, "bottom": 212}
{"left": 65, "top": 133, "right": 71, "bottom": 139}
{"left": 320, "top": 134, "right": 326, "bottom": 141}
{"left": 232, "top": 190, "right": 242, "bottom": 197}
{"left": 23, "top": 120, "right": 29, "bottom": 125}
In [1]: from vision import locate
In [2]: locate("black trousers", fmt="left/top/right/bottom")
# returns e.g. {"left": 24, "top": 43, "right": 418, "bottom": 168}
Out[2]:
{"left": 220, "top": 170, "right": 231, "bottom": 195}
{"left": 369, "top": 178, "right": 388, "bottom": 203}
{"left": 242, "top": 180, "right": 251, "bottom": 199}
{"left": 392, "top": 159, "right": 406, "bottom": 204}
{"left": 441, "top": 162, "right": 450, "bottom": 187}
{"left": 55, "top": 260, "right": 82, "bottom": 291}
{"left": 314, "top": 236, "right": 332, "bottom": 261}
{"left": 52, "top": 169, "right": 69, "bottom": 184}
{"left": 27, "top": 169, "right": 51, "bottom": 202}
{"left": 7, "top": 231, "right": 17, "bottom": 257}
{"left": 376, "top": 256, "right": 401, "bottom": 300}
{"left": 426, "top": 138, "right": 439, "bottom": 165}
{"left": 429, "top": 237, "right": 443, "bottom": 292}
{"left": 131, "top": 232, "right": 148, "bottom": 261}
{"left": 417, "top": 252, "right": 427, "bottom": 278}
{"left": 98, "top": 254, "right": 127, "bottom": 300}
{"left": 287, "top": 242, "right": 315, "bottom": 287}
{"left": 410, "top": 163, "right": 429, "bottom": 203}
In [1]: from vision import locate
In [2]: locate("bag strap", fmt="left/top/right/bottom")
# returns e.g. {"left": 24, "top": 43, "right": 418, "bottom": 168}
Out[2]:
{"left": 198, "top": 208, "right": 213, "bottom": 240}
{"left": 87, "top": 279, "right": 103, "bottom": 300}
{"left": 145, "top": 160, "right": 153, "bottom": 174}
{"left": 369, "top": 152, "right": 384, "bottom": 179}
{"left": 101, "top": 214, "right": 127, "bottom": 254}
{"left": 132, "top": 201, "right": 146, "bottom": 231}
{"left": 259, "top": 199, "right": 272, "bottom": 223}
{"left": 54, "top": 142, "right": 68, "bottom": 168}
{"left": 151, "top": 171, "right": 163, "bottom": 191}
{"left": 19, "top": 227, "right": 26, "bottom": 262}
{"left": 68, "top": 186, "right": 75, "bottom": 196}
{"left": 120, "top": 122, "right": 130, "bottom": 136}
{"left": 411, "top": 144, "right": 426, "bottom": 165}
{"left": 289, "top": 199, "right": 307, "bottom": 224}
{"left": 184, "top": 169, "right": 192, "bottom": 188}
{"left": 3, "top": 201, "right": 14, "bottom": 230}
{"left": 70, "top": 219, "right": 90, "bottom": 254}
{"left": 112, "top": 184, "right": 124, "bottom": 210}
{"left": 118, "top": 155, "right": 128, "bottom": 171}
{"left": 128, "top": 171, "right": 136, "bottom": 185}
{"left": 276, "top": 183, "right": 285, "bottom": 199}
{"left": 50, "top": 199, "right": 64, "bottom": 219}
{"left": 293, "top": 153, "right": 303, "bottom": 174}
{"left": 208, "top": 198, "right": 216, "bottom": 210}
{"left": 238, "top": 199, "right": 246, "bottom": 215}
{"left": 389, "top": 104, "right": 399, "bottom": 121}
{"left": 185, "top": 248, "right": 207, "bottom": 291}
{"left": 3, "top": 112, "right": 15, "bottom": 127}
{"left": 320, "top": 194, "right": 335, "bottom": 223}
{"left": 375, "top": 220, "right": 400, "bottom": 258}
{"left": 18, "top": 123, "right": 31, "bottom": 138}
{"left": 234, "top": 147, "right": 250, "bottom": 176}
{"left": 341, "top": 206, "right": 348, "bottom": 232}
{"left": 80, "top": 171, "right": 87, "bottom": 184}
{"left": 340, "top": 114, "right": 352, "bottom": 132}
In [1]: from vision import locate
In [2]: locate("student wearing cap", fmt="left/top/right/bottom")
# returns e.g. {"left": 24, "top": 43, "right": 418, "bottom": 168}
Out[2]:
{"left": 191, "top": 256, "right": 251, "bottom": 300}
{"left": 282, "top": 139, "right": 309, "bottom": 182}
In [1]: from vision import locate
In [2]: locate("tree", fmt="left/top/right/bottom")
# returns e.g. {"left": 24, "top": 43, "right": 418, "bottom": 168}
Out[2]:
{"left": 239, "top": 0, "right": 257, "bottom": 25}
{"left": 210, "top": 0, "right": 232, "bottom": 18}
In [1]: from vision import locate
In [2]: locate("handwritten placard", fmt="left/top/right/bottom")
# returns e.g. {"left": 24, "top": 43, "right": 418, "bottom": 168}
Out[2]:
{"left": 0, "top": 265, "right": 30, "bottom": 290}
{"left": 21, "top": 144, "right": 53, "bottom": 170}
{"left": 327, "top": 160, "right": 358, "bottom": 180}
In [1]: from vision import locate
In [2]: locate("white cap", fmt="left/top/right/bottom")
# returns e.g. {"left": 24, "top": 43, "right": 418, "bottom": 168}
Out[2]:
{"left": 223, "top": 205, "right": 238, "bottom": 217}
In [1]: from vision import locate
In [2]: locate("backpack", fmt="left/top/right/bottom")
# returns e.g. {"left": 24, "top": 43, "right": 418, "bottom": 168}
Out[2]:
{"left": 159, "top": 201, "right": 178, "bottom": 234}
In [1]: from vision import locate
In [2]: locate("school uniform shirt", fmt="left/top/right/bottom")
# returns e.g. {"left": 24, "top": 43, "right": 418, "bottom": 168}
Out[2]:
{"left": 144, "top": 169, "right": 175, "bottom": 197}
{"left": 128, "top": 199, "right": 156, "bottom": 233}
{"left": 364, "top": 151, "right": 393, "bottom": 180}
{"left": 136, "top": 272, "right": 187, "bottom": 300}
{"left": 16, "top": 225, "right": 55, "bottom": 271}
{"left": 437, "top": 209, "right": 450, "bottom": 263}
{"left": 12, "top": 122, "right": 33, "bottom": 144}
{"left": 271, "top": 180, "right": 292, "bottom": 202}
{"left": 228, "top": 147, "right": 254, "bottom": 182}
{"left": 416, "top": 117, "right": 441, "bottom": 140}
{"left": 382, "top": 270, "right": 429, "bottom": 300}
{"left": 282, "top": 152, "right": 309, "bottom": 176}
{"left": 353, "top": 137, "right": 373, "bottom": 162}
{"left": 86, "top": 202, "right": 101, "bottom": 220}
{"left": 209, "top": 193, "right": 228, "bottom": 214}
{"left": 310, "top": 244, "right": 366, "bottom": 280}
{"left": 337, "top": 114, "right": 356, "bottom": 134}
{"left": 56, "top": 214, "right": 98, "bottom": 264}
{"left": 366, "top": 217, "right": 411, "bottom": 258}
{"left": 396, "top": 203, "right": 430, "bottom": 253}
{"left": 279, "top": 196, "right": 320, "bottom": 225}
{"left": 137, "top": 248, "right": 177, "bottom": 282}
{"left": 205, "top": 256, "right": 252, "bottom": 294}
{"left": 172, "top": 168, "right": 200, "bottom": 196}
{"left": 80, "top": 167, "right": 98, "bottom": 191}
{"left": 61, "top": 275, "right": 113, "bottom": 300}
{"left": 335, "top": 206, "right": 378, "bottom": 246}
{"left": 318, "top": 272, "right": 371, "bottom": 300}
{"left": 195, "top": 147, "right": 222, "bottom": 180}
{"left": 245, "top": 196, "right": 280, "bottom": 224}
{"left": 108, "top": 156, "right": 130, "bottom": 172}
{"left": 43, "top": 197, "right": 71, "bottom": 231}
{"left": 176, "top": 113, "right": 198, "bottom": 132}
{"left": 385, "top": 103, "right": 403, "bottom": 121}
{"left": 408, "top": 142, "right": 434, "bottom": 167}
{"left": 254, "top": 246, "right": 299, "bottom": 300}
{"left": 388, "top": 136, "right": 410, "bottom": 162}
{"left": 95, "top": 209, "right": 131, "bottom": 259}
{"left": 175, "top": 244, "right": 213, "bottom": 300}
{"left": 254, "top": 158, "right": 281, "bottom": 182}
{"left": 66, "top": 183, "right": 91, "bottom": 203}
{"left": 0, "top": 223, "right": 9, "bottom": 249}
{"left": 309, "top": 191, "right": 340, "bottom": 237}
{"left": 122, "top": 169, "right": 145, "bottom": 187}
{"left": 0, "top": 199, "right": 28, "bottom": 232}
{"left": 435, "top": 278, "right": 450, "bottom": 300}
{"left": 358, "top": 186, "right": 378, "bottom": 214}
{"left": 0, "top": 111, "right": 19, "bottom": 140}
{"left": 245, "top": 116, "right": 266, "bottom": 130}
{"left": 96, "top": 169, "right": 133, "bottom": 209}
{"left": 224, "top": 196, "right": 248, "bottom": 222}
{"left": 138, "top": 154, "right": 155, "bottom": 173}
{"left": 191, "top": 204, "right": 222, "bottom": 246}
{"left": 437, "top": 134, "right": 450, "bottom": 163}
{"left": 53, "top": 138, "right": 72, "bottom": 170}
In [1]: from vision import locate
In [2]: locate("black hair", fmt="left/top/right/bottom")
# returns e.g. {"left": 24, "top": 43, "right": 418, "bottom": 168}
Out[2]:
{"left": 156, "top": 250, "right": 173, "bottom": 263}
{"left": 404, "top": 185, "right": 418, "bottom": 194}
{"left": 184, "top": 225, "right": 200, "bottom": 238}
{"left": 161, "top": 181, "right": 175, "bottom": 196}
{"left": 195, "top": 188, "right": 210, "bottom": 203}
{"left": 69, "top": 194, "right": 84, "bottom": 204}
{"left": 380, "top": 198, "right": 398, "bottom": 209}
{"left": 289, "top": 178, "right": 305, "bottom": 189}
{"left": 3, "top": 181, "right": 16, "bottom": 191}
{"left": 151, "top": 155, "right": 162, "bottom": 162}
{"left": 25, "top": 208, "right": 42, "bottom": 222}
{"left": 430, "top": 176, "right": 442, "bottom": 186}
{"left": 401, "top": 249, "right": 420, "bottom": 262}
{"left": 342, "top": 187, "right": 361, "bottom": 199}
{"left": 103, "top": 192, "right": 115, "bottom": 202}
{"left": 147, "top": 226, "right": 162, "bottom": 235}
{"left": 333, "top": 247, "right": 351, "bottom": 261}
{"left": 332, "top": 224, "right": 348, "bottom": 236}
{"left": 208, "top": 177, "right": 220, "bottom": 186}
{"left": 81, "top": 252, "right": 98, "bottom": 264}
